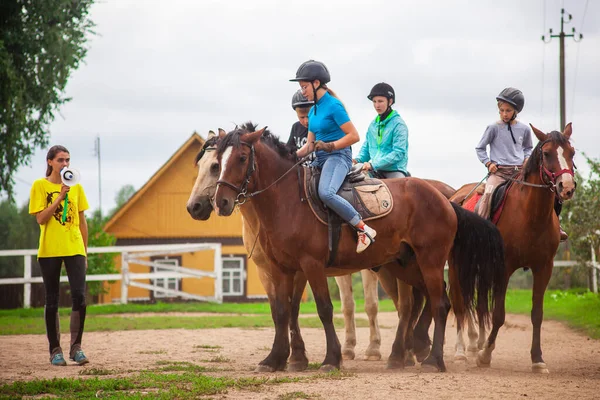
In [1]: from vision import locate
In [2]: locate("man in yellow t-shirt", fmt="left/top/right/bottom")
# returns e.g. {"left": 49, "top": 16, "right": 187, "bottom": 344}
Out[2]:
{"left": 29, "top": 145, "right": 90, "bottom": 367}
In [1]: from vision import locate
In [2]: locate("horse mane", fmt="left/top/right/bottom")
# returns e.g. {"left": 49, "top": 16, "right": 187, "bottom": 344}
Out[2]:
{"left": 522, "top": 130, "right": 570, "bottom": 180}
{"left": 194, "top": 135, "right": 220, "bottom": 165}
{"left": 217, "top": 121, "right": 295, "bottom": 161}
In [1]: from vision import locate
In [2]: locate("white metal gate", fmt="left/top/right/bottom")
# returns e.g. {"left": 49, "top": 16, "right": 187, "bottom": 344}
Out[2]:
{"left": 0, "top": 243, "right": 223, "bottom": 307}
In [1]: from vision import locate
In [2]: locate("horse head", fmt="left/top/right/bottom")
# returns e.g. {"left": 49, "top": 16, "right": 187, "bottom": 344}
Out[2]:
{"left": 186, "top": 129, "right": 227, "bottom": 220}
{"left": 528, "top": 122, "right": 576, "bottom": 201}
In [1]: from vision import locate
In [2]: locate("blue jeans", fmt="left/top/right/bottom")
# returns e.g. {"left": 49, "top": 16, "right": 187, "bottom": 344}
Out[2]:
{"left": 315, "top": 150, "right": 361, "bottom": 226}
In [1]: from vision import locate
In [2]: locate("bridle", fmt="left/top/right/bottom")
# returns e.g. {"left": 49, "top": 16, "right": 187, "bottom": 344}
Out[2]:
{"left": 507, "top": 138, "right": 576, "bottom": 203}
{"left": 216, "top": 141, "right": 311, "bottom": 205}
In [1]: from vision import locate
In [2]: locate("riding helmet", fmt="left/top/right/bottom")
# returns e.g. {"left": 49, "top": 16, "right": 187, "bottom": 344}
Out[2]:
{"left": 368, "top": 82, "right": 395, "bottom": 103}
{"left": 291, "top": 90, "right": 314, "bottom": 110}
{"left": 496, "top": 87, "right": 525, "bottom": 113}
{"left": 289, "top": 60, "right": 331, "bottom": 84}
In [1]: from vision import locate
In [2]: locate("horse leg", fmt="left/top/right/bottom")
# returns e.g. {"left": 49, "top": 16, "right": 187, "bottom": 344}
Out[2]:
{"left": 413, "top": 290, "right": 432, "bottom": 362}
{"left": 454, "top": 316, "right": 468, "bottom": 361}
{"left": 335, "top": 274, "right": 356, "bottom": 360}
{"left": 530, "top": 264, "right": 553, "bottom": 374}
{"left": 399, "top": 280, "right": 417, "bottom": 366}
{"left": 420, "top": 271, "right": 451, "bottom": 373}
{"left": 386, "top": 280, "right": 413, "bottom": 369}
{"left": 466, "top": 312, "right": 480, "bottom": 352}
{"left": 307, "top": 265, "right": 342, "bottom": 371}
{"left": 288, "top": 271, "right": 309, "bottom": 372}
{"left": 256, "top": 269, "right": 294, "bottom": 372}
{"left": 477, "top": 274, "right": 507, "bottom": 368}
{"left": 361, "top": 269, "right": 382, "bottom": 361}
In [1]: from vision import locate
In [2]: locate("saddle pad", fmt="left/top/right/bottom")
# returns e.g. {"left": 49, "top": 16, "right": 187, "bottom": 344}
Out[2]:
{"left": 463, "top": 180, "right": 512, "bottom": 225}
{"left": 304, "top": 166, "right": 394, "bottom": 225}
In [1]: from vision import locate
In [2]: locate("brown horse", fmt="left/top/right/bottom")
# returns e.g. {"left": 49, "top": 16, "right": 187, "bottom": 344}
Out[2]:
{"left": 213, "top": 123, "right": 505, "bottom": 372}
{"left": 186, "top": 128, "right": 455, "bottom": 370}
{"left": 449, "top": 123, "right": 576, "bottom": 373}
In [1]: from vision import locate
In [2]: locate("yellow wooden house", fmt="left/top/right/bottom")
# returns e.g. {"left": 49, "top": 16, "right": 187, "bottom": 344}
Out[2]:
{"left": 99, "top": 132, "right": 266, "bottom": 303}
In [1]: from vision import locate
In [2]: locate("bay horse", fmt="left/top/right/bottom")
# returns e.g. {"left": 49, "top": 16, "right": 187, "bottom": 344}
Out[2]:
{"left": 186, "top": 128, "right": 455, "bottom": 369}
{"left": 212, "top": 123, "right": 505, "bottom": 372}
{"left": 449, "top": 123, "right": 576, "bottom": 373}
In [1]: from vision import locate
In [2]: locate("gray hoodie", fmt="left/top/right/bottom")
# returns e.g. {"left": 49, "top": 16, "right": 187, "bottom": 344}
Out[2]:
{"left": 476, "top": 121, "right": 533, "bottom": 166}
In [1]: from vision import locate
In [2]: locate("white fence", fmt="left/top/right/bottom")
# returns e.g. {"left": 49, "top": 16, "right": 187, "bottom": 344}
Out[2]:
{"left": 0, "top": 243, "right": 223, "bottom": 308}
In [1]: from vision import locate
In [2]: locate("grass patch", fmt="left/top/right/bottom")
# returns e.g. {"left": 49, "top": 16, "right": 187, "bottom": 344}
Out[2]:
{"left": 193, "top": 344, "right": 222, "bottom": 350}
{"left": 306, "top": 362, "right": 321, "bottom": 371}
{"left": 0, "top": 298, "right": 397, "bottom": 319}
{"left": 0, "top": 366, "right": 352, "bottom": 399}
{"left": 78, "top": 368, "right": 116, "bottom": 376}
{"left": 279, "top": 391, "right": 320, "bottom": 400}
{"left": 154, "top": 361, "right": 219, "bottom": 373}
{"left": 137, "top": 349, "right": 167, "bottom": 355}
{"left": 203, "top": 355, "right": 231, "bottom": 363}
{"left": 504, "top": 289, "right": 600, "bottom": 339}
{"left": 0, "top": 315, "right": 368, "bottom": 335}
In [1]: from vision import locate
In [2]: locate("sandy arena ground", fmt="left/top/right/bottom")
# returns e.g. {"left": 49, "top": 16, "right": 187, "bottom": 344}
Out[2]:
{"left": 2, "top": 312, "right": 600, "bottom": 399}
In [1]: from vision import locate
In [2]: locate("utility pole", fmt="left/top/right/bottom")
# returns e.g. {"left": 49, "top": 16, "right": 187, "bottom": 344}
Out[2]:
{"left": 542, "top": 8, "right": 583, "bottom": 131}
{"left": 94, "top": 135, "right": 102, "bottom": 219}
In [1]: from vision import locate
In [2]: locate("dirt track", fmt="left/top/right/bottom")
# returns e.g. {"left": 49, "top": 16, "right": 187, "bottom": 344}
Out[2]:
{"left": 2, "top": 312, "right": 600, "bottom": 399}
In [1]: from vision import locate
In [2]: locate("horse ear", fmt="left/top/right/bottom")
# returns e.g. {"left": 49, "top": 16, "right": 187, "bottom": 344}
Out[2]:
{"left": 245, "top": 127, "right": 266, "bottom": 144}
{"left": 207, "top": 130, "right": 216, "bottom": 138}
{"left": 218, "top": 128, "right": 227, "bottom": 138}
{"left": 563, "top": 122, "right": 572, "bottom": 139}
{"left": 530, "top": 124, "right": 548, "bottom": 142}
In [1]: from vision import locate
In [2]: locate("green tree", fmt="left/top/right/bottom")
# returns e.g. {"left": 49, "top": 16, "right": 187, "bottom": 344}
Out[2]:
{"left": 0, "top": 0, "right": 95, "bottom": 198}
{"left": 562, "top": 155, "right": 600, "bottom": 262}
{"left": 113, "top": 184, "right": 136, "bottom": 211}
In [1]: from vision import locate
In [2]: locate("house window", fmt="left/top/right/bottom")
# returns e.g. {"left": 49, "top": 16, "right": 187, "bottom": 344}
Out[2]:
{"left": 222, "top": 257, "right": 245, "bottom": 296}
{"left": 153, "top": 258, "right": 179, "bottom": 298}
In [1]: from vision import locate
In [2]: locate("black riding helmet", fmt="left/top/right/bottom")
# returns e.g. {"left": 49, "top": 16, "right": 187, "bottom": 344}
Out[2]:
{"left": 368, "top": 82, "right": 395, "bottom": 105}
{"left": 290, "top": 60, "right": 330, "bottom": 115}
{"left": 289, "top": 60, "right": 331, "bottom": 84}
{"left": 496, "top": 87, "right": 524, "bottom": 113}
{"left": 496, "top": 87, "right": 525, "bottom": 145}
{"left": 291, "top": 90, "right": 314, "bottom": 110}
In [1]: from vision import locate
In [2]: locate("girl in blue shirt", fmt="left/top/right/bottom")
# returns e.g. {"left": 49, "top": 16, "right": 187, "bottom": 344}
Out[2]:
{"left": 292, "top": 60, "right": 375, "bottom": 253}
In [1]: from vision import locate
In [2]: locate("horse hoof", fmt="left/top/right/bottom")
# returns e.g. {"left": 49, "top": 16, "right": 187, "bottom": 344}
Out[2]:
{"left": 476, "top": 352, "right": 491, "bottom": 368}
{"left": 364, "top": 348, "right": 382, "bottom": 361}
{"left": 254, "top": 364, "right": 276, "bottom": 373}
{"left": 342, "top": 349, "right": 355, "bottom": 361}
{"left": 532, "top": 362, "right": 549, "bottom": 374}
{"left": 404, "top": 353, "right": 416, "bottom": 367}
{"left": 319, "top": 364, "right": 339, "bottom": 372}
{"left": 467, "top": 344, "right": 479, "bottom": 353}
{"left": 415, "top": 347, "right": 431, "bottom": 363}
{"left": 454, "top": 351, "right": 468, "bottom": 362}
{"left": 287, "top": 362, "right": 308, "bottom": 372}
{"left": 386, "top": 359, "right": 405, "bottom": 370}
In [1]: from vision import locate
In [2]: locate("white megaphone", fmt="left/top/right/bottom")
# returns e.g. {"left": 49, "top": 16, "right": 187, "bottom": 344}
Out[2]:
{"left": 59, "top": 167, "right": 80, "bottom": 223}
{"left": 60, "top": 167, "right": 81, "bottom": 187}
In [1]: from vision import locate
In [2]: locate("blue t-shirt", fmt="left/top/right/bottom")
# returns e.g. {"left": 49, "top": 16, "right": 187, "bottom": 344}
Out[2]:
{"left": 308, "top": 92, "right": 350, "bottom": 143}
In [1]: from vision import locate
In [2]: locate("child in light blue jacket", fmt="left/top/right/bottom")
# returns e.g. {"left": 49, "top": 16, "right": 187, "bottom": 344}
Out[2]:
{"left": 353, "top": 82, "right": 408, "bottom": 178}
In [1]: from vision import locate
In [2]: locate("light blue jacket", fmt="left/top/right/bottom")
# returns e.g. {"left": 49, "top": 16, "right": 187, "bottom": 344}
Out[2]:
{"left": 355, "top": 110, "right": 408, "bottom": 173}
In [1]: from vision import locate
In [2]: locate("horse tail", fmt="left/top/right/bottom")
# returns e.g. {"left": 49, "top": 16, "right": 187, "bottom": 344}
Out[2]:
{"left": 448, "top": 202, "right": 506, "bottom": 327}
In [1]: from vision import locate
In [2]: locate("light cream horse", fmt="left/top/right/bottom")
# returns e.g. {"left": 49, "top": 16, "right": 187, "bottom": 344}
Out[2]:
{"left": 186, "top": 130, "right": 383, "bottom": 369}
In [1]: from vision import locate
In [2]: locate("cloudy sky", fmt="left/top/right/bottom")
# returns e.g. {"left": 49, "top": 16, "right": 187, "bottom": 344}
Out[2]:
{"left": 11, "top": 0, "right": 599, "bottom": 214}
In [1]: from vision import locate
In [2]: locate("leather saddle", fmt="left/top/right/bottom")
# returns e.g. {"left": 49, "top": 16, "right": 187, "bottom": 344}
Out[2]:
{"left": 303, "top": 165, "right": 394, "bottom": 266}
{"left": 471, "top": 179, "right": 513, "bottom": 224}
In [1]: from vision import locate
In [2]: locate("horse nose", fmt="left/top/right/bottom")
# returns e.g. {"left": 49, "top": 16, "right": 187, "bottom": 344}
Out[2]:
{"left": 186, "top": 202, "right": 200, "bottom": 216}
{"left": 557, "top": 181, "right": 564, "bottom": 193}
{"left": 220, "top": 198, "right": 230, "bottom": 211}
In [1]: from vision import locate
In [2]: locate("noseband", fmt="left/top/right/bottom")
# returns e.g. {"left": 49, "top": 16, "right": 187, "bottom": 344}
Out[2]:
{"left": 216, "top": 142, "right": 256, "bottom": 205}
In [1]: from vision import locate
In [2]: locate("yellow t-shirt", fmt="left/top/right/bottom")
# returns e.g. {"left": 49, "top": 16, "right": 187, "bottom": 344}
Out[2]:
{"left": 29, "top": 178, "right": 89, "bottom": 258}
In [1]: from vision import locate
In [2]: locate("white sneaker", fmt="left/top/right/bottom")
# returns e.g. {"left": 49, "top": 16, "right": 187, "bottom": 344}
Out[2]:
{"left": 356, "top": 225, "right": 377, "bottom": 253}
